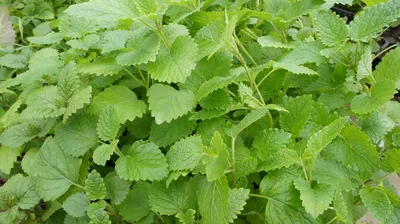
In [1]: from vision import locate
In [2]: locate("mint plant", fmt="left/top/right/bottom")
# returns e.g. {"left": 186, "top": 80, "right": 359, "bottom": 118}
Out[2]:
{"left": 1, "top": 0, "right": 400, "bottom": 223}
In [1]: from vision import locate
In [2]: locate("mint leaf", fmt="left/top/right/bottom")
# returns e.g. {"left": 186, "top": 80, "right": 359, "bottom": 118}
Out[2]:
{"left": 62, "top": 193, "right": 90, "bottom": 217}
{"left": 0, "top": 174, "right": 40, "bottom": 210}
{"left": 93, "top": 142, "right": 117, "bottom": 166}
{"left": 226, "top": 188, "right": 249, "bottom": 223}
{"left": 116, "top": 182, "right": 150, "bottom": 222}
{"left": 294, "top": 178, "right": 336, "bottom": 218}
{"left": 148, "top": 35, "right": 197, "bottom": 83}
{"left": 115, "top": 140, "right": 168, "bottom": 181}
{"left": 373, "top": 47, "right": 400, "bottom": 88}
{"left": 315, "top": 11, "right": 348, "bottom": 46}
{"left": 148, "top": 84, "right": 195, "bottom": 124}
{"left": 0, "top": 146, "right": 21, "bottom": 174}
{"left": 149, "top": 179, "right": 188, "bottom": 215}
{"left": 360, "top": 187, "right": 392, "bottom": 222}
{"left": 55, "top": 114, "right": 98, "bottom": 157}
{"left": 104, "top": 172, "right": 131, "bottom": 205}
{"left": 88, "top": 85, "right": 146, "bottom": 123}
{"left": 33, "top": 137, "right": 82, "bottom": 201}
{"left": 166, "top": 135, "right": 204, "bottom": 171}
{"left": 203, "top": 131, "right": 230, "bottom": 181}
{"left": 85, "top": 170, "right": 107, "bottom": 201}
{"left": 279, "top": 95, "right": 313, "bottom": 137}
{"left": 97, "top": 106, "right": 120, "bottom": 141}
{"left": 196, "top": 176, "right": 229, "bottom": 224}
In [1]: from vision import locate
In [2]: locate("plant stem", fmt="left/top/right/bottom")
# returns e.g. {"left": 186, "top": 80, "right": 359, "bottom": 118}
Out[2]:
{"left": 326, "top": 216, "right": 337, "bottom": 224}
{"left": 123, "top": 68, "right": 145, "bottom": 87}
{"left": 234, "top": 33, "right": 258, "bottom": 66}
{"left": 135, "top": 65, "right": 148, "bottom": 89}
{"left": 249, "top": 193, "right": 271, "bottom": 200}
{"left": 257, "top": 68, "right": 276, "bottom": 87}
{"left": 231, "top": 136, "right": 237, "bottom": 187}
{"left": 373, "top": 44, "right": 397, "bottom": 60}
{"left": 72, "top": 183, "right": 86, "bottom": 190}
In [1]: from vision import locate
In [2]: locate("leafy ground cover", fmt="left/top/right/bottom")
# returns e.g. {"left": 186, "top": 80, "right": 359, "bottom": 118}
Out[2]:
{"left": 1, "top": 0, "right": 400, "bottom": 223}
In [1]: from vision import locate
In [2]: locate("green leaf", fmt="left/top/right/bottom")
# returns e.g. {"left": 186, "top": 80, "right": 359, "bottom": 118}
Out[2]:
{"left": 0, "top": 146, "right": 21, "bottom": 174}
{"left": 98, "top": 30, "right": 131, "bottom": 54}
{"left": 166, "top": 135, "right": 204, "bottom": 171}
{"left": 0, "top": 174, "right": 40, "bottom": 210}
{"left": 260, "top": 167, "right": 317, "bottom": 224}
{"left": 312, "top": 159, "right": 357, "bottom": 191}
{"left": 33, "top": 137, "right": 82, "bottom": 201}
{"left": 333, "top": 191, "right": 353, "bottom": 224}
{"left": 66, "top": 0, "right": 139, "bottom": 21}
{"left": 294, "top": 178, "right": 336, "bottom": 218}
{"left": 257, "top": 36, "right": 294, "bottom": 49}
{"left": 85, "top": 170, "right": 107, "bottom": 201}
{"left": 194, "top": 21, "right": 223, "bottom": 60}
{"left": 104, "top": 172, "right": 131, "bottom": 205}
{"left": 176, "top": 209, "right": 196, "bottom": 224}
{"left": 149, "top": 115, "right": 196, "bottom": 147}
{"left": 148, "top": 84, "right": 195, "bottom": 124}
{"left": 279, "top": 95, "right": 313, "bottom": 137}
{"left": 360, "top": 187, "right": 392, "bottom": 222}
{"left": 27, "top": 32, "right": 63, "bottom": 45}
{"left": 116, "top": 27, "right": 161, "bottom": 66}
{"left": 67, "top": 34, "right": 99, "bottom": 50}
{"left": 97, "top": 106, "right": 120, "bottom": 141}
{"left": 373, "top": 47, "right": 400, "bottom": 88}
{"left": 234, "top": 147, "right": 258, "bottom": 179}
{"left": 226, "top": 188, "right": 250, "bottom": 223}
{"left": 93, "top": 142, "right": 117, "bottom": 166}
{"left": 351, "top": 80, "right": 397, "bottom": 114}
{"left": 116, "top": 182, "right": 150, "bottom": 222}
{"left": 0, "top": 54, "right": 27, "bottom": 69}
{"left": 202, "top": 131, "right": 231, "bottom": 181}
{"left": 0, "top": 6, "right": 15, "bottom": 46}
{"left": 315, "top": 10, "right": 348, "bottom": 47}
{"left": 231, "top": 107, "right": 269, "bottom": 138}
{"left": 87, "top": 201, "right": 111, "bottom": 224}
{"left": 303, "top": 116, "right": 348, "bottom": 161}
{"left": 324, "top": 125, "right": 379, "bottom": 180}
{"left": 0, "top": 119, "right": 55, "bottom": 148}
{"left": 359, "top": 112, "right": 395, "bottom": 141}
{"left": 253, "top": 128, "right": 297, "bottom": 171}
{"left": 64, "top": 215, "right": 91, "bottom": 224}
{"left": 78, "top": 58, "right": 123, "bottom": 76}
{"left": 115, "top": 140, "right": 168, "bottom": 181}
{"left": 273, "top": 62, "right": 318, "bottom": 75}
{"left": 88, "top": 85, "right": 146, "bottom": 123}
{"left": 357, "top": 47, "right": 373, "bottom": 81}
{"left": 148, "top": 35, "right": 197, "bottom": 83}
{"left": 59, "top": 14, "right": 100, "bottom": 38}
{"left": 149, "top": 179, "right": 188, "bottom": 215}
{"left": 349, "top": 0, "right": 400, "bottom": 42}
{"left": 196, "top": 176, "right": 229, "bottom": 224}
{"left": 281, "top": 41, "right": 325, "bottom": 65}
{"left": 62, "top": 193, "right": 90, "bottom": 217}
{"left": 55, "top": 113, "right": 98, "bottom": 157}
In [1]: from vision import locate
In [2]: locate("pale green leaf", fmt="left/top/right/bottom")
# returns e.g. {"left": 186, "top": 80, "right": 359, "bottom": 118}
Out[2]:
{"left": 0, "top": 174, "right": 40, "bottom": 210}
{"left": 78, "top": 58, "right": 123, "bottom": 76}
{"left": 294, "top": 178, "right": 336, "bottom": 218}
{"left": 315, "top": 11, "right": 348, "bottom": 46}
{"left": 0, "top": 119, "right": 55, "bottom": 148}
{"left": 349, "top": 0, "right": 400, "bottom": 42}
{"left": 116, "top": 27, "right": 160, "bottom": 66}
{"left": 88, "top": 85, "right": 146, "bottom": 123}
{"left": 67, "top": 34, "right": 100, "bottom": 50}
{"left": 253, "top": 128, "right": 297, "bottom": 171}
{"left": 116, "top": 182, "right": 150, "bottom": 222}
{"left": 87, "top": 201, "right": 111, "bottom": 224}
{"left": 86, "top": 170, "right": 107, "bottom": 200}
{"left": 64, "top": 215, "right": 91, "bottom": 224}
{"left": 324, "top": 125, "right": 379, "bottom": 180}
{"left": 66, "top": 0, "right": 139, "bottom": 21}
{"left": 194, "top": 21, "right": 223, "bottom": 60}
{"left": 226, "top": 188, "right": 250, "bottom": 223}
{"left": 149, "top": 115, "right": 196, "bottom": 147}
{"left": 234, "top": 147, "right": 258, "bottom": 179}
{"left": 351, "top": 80, "right": 397, "bottom": 114}
{"left": 360, "top": 187, "right": 392, "bottom": 222}
{"left": 0, "top": 146, "right": 21, "bottom": 174}
{"left": 63, "top": 86, "right": 92, "bottom": 122}
{"left": 280, "top": 95, "right": 313, "bottom": 137}
{"left": 148, "top": 84, "right": 195, "bottom": 124}
{"left": 257, "top": 36, "right": 294, "bottom": 49}
{"left": 33, "top": 137, "right": 82, "bottom": 201}
{"left": 273, "top": 62, "right": 318, "bottom": 75}
{"left": 0, "top": 54, "right": 27, "bottom": 69}
{"left": 62, "top": 193, "right": 90, "bottom": 217}
{"left": 230, "top": 107, "right": 269, "bottom": 138}
{"left": 55, "top": 113, "right": 98, "bottom": 157}
{"left": 166, "top": 135, "right": 204, "bottom": 171}
{"left": 357, "top": 47, "right": 372, "bottom": 81}
{"left": 148, "top": 35, "right": 197, "bottom": 83}
{"left": 202, "top": 131, "right": 231, "bottom": 181}
{"left": 359, "top": 112, "right": 395, "bottom": 141}
{"left": 97, "top": 106, "right": 120, "bottom": 141}
{"left": 196, "top": 176, "right": 229, "bottom": 224}
{"left": 98, "top": 30, "right": 131, "bottom": 54}
{"left": 27, "top": 32, "right": 63, "bottom": 45}
{"left": 93, "top": 142, "right": 117, "bottom": 166}
{"left": 115, "top": 140, "right": 168, "bottom": 181}
{"left": 149, "top": 179, "right": 188, "bottom": 215}
{"left": 59, "top": 14, "right": 100, "bottom": 38}
{"left": 176, "top": 209, "right": 196, "bottom": 224}
{"left": 313, "top": 159, "right": 357, "bottom": 191}
{"left": 281, "top": 41, "right": 325, "bottom": 65}
{"left": 104, "top": 172, "right": 131, "bottom": 205}
{"left": 373, "top": 47, "right": 400, "bottom": 88}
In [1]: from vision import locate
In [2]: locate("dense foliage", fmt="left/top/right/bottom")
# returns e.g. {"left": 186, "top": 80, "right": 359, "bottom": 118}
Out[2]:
{"left": 1, "top": 0, "right": 400, "bottom": 223}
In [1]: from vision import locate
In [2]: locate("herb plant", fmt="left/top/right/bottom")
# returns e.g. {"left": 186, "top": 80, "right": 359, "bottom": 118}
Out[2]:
{"left": 1, "top": 0, "right": 400, "bottom": 223}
